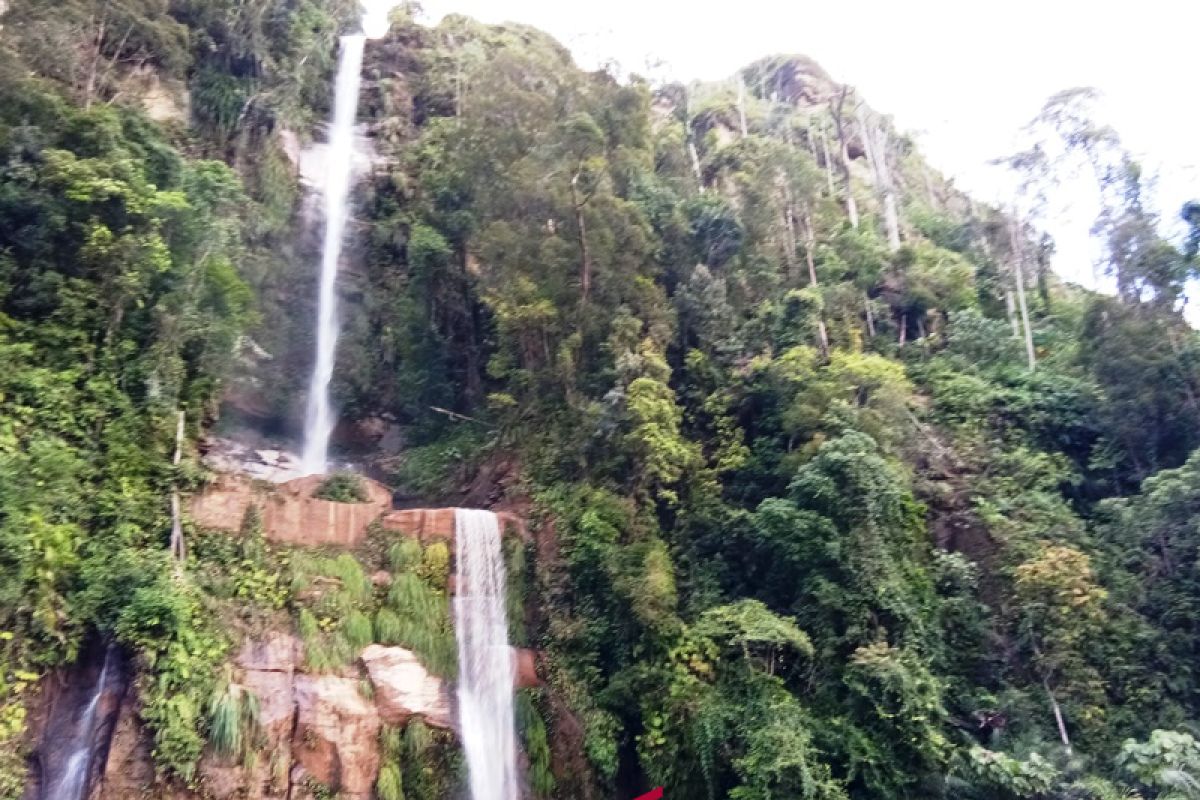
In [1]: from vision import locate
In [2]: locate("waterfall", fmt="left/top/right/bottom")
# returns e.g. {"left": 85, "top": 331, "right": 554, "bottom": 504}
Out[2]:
{"left": 454, "top": 509, "right": 518, "bottom": 800}
{"left": 43, "top": 646, "right": 115, "bottom": 800}
{"left": 300, "top": 32, "right": 366, "bottom": 475}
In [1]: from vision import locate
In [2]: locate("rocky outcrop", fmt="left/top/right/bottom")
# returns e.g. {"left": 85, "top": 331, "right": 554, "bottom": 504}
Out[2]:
{"left": 361, "top": 645, "right": 453, "bottom": 729}
{"left": 190, "top": 473, "right": 392, "bottom": 547}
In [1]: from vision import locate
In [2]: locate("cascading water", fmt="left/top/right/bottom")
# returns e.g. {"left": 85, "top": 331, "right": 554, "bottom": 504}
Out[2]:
{"left": 300, "top": 31, "right": 367, "bottom": 475}
{"left": 43, "top": 646, "right": 116, "bottom": 800}
{"left": 454, "top": 509, "right": 518, "bottom": 800}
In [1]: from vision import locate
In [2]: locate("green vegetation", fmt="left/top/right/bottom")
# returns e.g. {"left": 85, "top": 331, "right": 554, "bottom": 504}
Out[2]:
{"left": 313, "top": 472, "right": 370, "bottom": 503}
{"left": 340, "top": 13, "right": 1200, "bottom": 800}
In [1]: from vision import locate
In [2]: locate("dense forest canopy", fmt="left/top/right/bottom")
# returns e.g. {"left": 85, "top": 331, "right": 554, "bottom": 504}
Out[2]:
{"left": 3, "top": 1, "right": 1200, "bottom": 799}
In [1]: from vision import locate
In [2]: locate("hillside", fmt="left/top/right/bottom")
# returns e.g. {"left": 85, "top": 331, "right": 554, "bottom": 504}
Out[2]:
{"left": 2, "top": 2, "right": 1200, "bottom": 799}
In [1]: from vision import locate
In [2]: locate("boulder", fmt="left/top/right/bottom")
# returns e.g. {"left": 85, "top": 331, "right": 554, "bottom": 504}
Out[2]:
{"left": 360, "top": 645, "right": 453, "bottom": 729}
{"left": 292, "top": 675, "right": 381, "bottom": 799}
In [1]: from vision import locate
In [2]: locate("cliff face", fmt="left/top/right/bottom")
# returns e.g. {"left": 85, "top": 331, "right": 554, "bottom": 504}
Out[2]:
{"left": 27, "top": 473, "right": 540, "bottom": 800}
{"left": 94, "top": 635, "right": 452, "bottom": 800}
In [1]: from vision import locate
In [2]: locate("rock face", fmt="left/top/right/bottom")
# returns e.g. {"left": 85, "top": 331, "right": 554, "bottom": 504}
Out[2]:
{"left": 380, "top": 508, "right": 457, "bottom": 541}
{"left": 513, "top": 647, "right": 541, "bottom": 689}
{"left": 381, "top": 508, "right": 526, "bottom": 544}
{"left": 292, "top": 675, "right": 381, "bottom": 799}
{"left": 88, "top": 635, "right": 497, "bottom": 800}
{"left": 361, "top": 645, "right": 454, "bottom": 729}
{"left": 190, "top": 473, "right": 392, "bottom": 547}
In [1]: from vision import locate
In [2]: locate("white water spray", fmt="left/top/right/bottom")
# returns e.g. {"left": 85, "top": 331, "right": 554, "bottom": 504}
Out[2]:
{"left": 300, "top": 32, "right": 366, "bottom": 475}
{"left": 454, "top": 509, "right": 518, "bottom": 800}
{"left": 45, "top": 647, "right": 114, "bottom": 800}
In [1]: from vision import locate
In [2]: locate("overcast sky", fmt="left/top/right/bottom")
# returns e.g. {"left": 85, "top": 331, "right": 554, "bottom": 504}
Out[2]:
{"left": 401, "top": 0, "right": 1199, "bottom": 296}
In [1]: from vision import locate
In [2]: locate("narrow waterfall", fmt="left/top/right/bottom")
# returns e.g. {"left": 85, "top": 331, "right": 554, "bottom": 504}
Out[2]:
{"left": 454, "top": 509, "right": 518, "bottom": 800}
{"left": 43, "top": 646, "right": 116, "bottom": 800}
{"left": 300, "top": 32, "right": 367, "bottom": 475}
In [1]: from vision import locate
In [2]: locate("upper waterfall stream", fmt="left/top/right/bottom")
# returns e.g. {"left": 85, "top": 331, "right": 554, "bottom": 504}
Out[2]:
{"left": 300, "top": 32, "right": 366, "bottom": 474}
{"left": 454, "top": 509, "right": 519, "bottom": 800}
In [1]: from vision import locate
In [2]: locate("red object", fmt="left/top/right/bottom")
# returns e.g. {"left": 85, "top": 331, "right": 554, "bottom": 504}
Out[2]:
{"left": 634, "top": 789, "right": 664, "bottom": 800}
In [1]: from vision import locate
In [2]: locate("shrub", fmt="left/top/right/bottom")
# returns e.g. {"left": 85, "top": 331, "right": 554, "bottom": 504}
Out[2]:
{"left": 389, "top": 539, "right": 423, "bottom": 573}
{"left": 313, "top": 472, "right": 369, "bottom": 503}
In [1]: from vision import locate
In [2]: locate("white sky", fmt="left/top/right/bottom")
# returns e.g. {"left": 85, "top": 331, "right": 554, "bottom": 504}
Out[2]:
{"left": 405, "top": 0, "right": 1199, "bottom": 296}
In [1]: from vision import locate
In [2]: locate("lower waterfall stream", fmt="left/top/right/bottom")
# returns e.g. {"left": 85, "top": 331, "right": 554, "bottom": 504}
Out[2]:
{"left": 454, "top": 509, "right": 518, "bottom": 800}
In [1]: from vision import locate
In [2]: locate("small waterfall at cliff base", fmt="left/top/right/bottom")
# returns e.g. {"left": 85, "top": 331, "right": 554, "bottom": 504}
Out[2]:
{"left": 41, "top": 644, "right": 121, "bottom": 800}
{"left": 454, "top": 509, "right": 518, "bottom": 800}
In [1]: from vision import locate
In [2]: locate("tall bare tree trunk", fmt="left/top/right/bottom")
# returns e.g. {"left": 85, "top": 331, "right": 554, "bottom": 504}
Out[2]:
{"left": 783, "top": 196, "right": 800, "bottom": 285}
{"left": 923, "top": 165, "right": 939, "bottom": 209}
{"left": 84, "top": 14, "right": 107, "bottom": 110}
{"left": 737, "top": 76, "right": 749, "bottom": 137}
{"left": 1009, "top": 217, "right": 1037, "bottom": 370}
{"left": 170, "top": 410, "right": 186, "bottom": 566}
{"left": 802, "top": 209, "right": 830, "bottom": 355}
{"left": 818, "top": 121, "right": 835, "bottom": 195}
{"left": 685, "top": 88, "right": 704, "bottom": 193}
{"left": 855, "top": 103, "right": 901, "bottom": 250}
{"left": 571, "top": 172, "right": 592, "bottom": 306}
{"left": 883, "top": 193, "right": 901, "bottom": 250}
{"left": 864, "top": 292, "right": 876, "bottom": 337}
{"left": 831, "top": 88, "right": 859, "bottom": 228}
{"left": 1045, "top": 678, "right": 1073, "bottom": 755}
